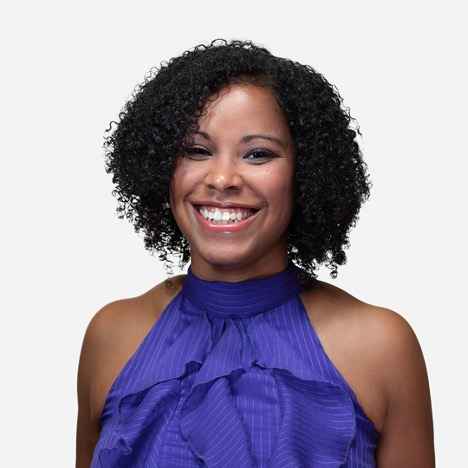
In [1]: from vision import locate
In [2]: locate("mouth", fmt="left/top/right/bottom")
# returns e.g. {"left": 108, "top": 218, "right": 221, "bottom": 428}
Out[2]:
{"left": 190, "top": 203, "right": 262, "bottom": 233}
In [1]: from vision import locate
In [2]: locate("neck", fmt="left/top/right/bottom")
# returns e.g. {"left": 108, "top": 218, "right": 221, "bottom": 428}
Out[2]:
{"left": 189, "top": 246, "right": 289, "bottom": 283}
{"left": 181, "top": 258, "right": 303, "bottom": 319}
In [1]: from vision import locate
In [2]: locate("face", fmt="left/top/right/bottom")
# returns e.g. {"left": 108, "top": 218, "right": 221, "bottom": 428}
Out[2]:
{"left": 169, "top": 83, "right": 295, "bottom": 280}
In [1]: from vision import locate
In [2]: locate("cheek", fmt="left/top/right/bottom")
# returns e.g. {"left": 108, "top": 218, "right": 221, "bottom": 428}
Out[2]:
{"left": 257, "top": 170, "right": 294, "bottom": 210}
{"left": 170, "top": 164, "right": 196, "bottom": 201}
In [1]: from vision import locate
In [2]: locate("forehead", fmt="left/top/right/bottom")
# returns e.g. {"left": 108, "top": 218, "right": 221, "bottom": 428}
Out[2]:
{"left": 196, "top": 84, "right": 290, "bottom": 138}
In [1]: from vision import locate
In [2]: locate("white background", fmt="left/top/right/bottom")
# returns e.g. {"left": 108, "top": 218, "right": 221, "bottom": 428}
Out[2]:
{"left": 1, "top": 1, "right": 466, "bottom": 466}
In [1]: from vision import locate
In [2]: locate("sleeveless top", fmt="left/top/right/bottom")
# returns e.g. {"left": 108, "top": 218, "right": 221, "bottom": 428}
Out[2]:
{"left": 91, "top": 261, "right": 380, "bottom": 467}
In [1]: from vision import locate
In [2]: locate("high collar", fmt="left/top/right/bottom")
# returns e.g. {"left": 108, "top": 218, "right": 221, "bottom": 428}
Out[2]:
{"left": 181, "top": 260, "right": 304, "bottom": 319}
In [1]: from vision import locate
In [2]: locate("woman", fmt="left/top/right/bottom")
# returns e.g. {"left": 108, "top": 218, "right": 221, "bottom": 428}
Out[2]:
{"left": 76, "top": 39, "right": 435, "bottom": 467}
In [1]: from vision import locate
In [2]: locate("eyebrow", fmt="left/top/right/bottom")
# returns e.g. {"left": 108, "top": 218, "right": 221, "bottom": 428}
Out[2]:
{"left": 193, "top": 131, "right": 287, "bottom": 149}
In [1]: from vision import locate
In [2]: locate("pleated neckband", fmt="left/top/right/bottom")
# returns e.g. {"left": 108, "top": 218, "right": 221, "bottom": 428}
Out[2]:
{"left": 181, "top": 260, "right": 303, "bottom": 319}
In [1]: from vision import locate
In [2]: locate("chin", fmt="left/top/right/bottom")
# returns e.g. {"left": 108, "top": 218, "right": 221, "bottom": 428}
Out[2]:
{"left": 202, "top": 254, "right": 252, "bottom": 268}
{"left": 193, "top": 247, "right": 258, "bottom": 269}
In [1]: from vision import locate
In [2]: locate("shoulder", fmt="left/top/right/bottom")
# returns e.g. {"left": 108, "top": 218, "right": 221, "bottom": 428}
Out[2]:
{"left": 300, "top": 279, "right": 428, "bottom": 434}
{"left": 86, "top": 273, "right": 187, "bottom": 343}
{"left": 77, "top": 274, "right": 187, "bottom": 426}
{"left": 301, "top": 278, "right": 423, "bottom": 367}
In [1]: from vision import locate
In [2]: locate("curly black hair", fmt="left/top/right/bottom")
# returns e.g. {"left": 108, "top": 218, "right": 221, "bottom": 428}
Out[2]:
{"left": 103, "top": 38, "right": 372, "bottom": 279}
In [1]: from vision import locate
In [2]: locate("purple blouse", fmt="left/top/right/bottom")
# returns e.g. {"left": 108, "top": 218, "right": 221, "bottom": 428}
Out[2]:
{"left": 91, "top": 261, "right": 379, "bottom": 467}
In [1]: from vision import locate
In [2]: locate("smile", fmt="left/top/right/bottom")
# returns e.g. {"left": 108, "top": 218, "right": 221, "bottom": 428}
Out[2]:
{"left": 191, "top": 204, "right": 261, "bottom": 233}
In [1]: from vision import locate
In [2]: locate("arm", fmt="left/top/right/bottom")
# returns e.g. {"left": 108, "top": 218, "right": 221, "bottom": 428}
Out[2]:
{"left": 375, "top": 309, "right": 435, "bottom": 467}
{"left": 76, "top": 304, "right": 116, "bottom": 468}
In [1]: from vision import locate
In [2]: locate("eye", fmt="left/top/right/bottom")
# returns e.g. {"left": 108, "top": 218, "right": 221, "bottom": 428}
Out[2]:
{"left": 244, "top": 149, "right": 277, "bottom": 163}
{"left": 182, "top": 147, "right": 210, "bottom": 159}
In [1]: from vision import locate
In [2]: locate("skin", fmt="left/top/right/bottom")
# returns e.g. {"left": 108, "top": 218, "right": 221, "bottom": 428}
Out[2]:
{"left": 76, "top": 84, "right": 435, "bottom": 467}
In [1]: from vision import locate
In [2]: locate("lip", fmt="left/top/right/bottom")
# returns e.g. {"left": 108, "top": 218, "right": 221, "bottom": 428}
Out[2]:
{"left": 191, "top": 203, "right": 261, "bottom": 233}
{"left": 190, "top": 200, "right": 261, "bottom": 210}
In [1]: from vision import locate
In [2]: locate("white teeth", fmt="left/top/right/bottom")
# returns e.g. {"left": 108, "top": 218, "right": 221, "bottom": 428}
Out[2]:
{"left": 197, "top": 206, "right": 256, "bottom": 224}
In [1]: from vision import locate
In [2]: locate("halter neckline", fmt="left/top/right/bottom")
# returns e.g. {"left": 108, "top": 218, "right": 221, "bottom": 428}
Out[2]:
{"left": 181, "top": 260, "right": 304, "bottom": 319}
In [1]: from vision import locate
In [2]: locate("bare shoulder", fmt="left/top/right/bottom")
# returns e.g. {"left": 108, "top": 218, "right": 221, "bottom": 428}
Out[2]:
{"left": 76, "top": 274, "right": 187, "bottom": 466}
{"left": 300, "top": 278, "right": 423, "bottom": 363}
{"left": 84, "top": 274, "right": 187, "bottom": 420}
{"left": 299, "top": 279, "right": 429, "bottom": 436}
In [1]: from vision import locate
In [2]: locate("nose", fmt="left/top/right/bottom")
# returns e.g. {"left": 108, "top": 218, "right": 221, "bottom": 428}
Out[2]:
{"left": 204, "top": 156, "right": 243, "bottom": 192}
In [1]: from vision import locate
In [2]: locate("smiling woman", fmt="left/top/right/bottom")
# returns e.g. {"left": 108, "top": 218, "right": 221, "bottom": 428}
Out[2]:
{"left": 76, "top": 39, "right": 435, "bottom": 467}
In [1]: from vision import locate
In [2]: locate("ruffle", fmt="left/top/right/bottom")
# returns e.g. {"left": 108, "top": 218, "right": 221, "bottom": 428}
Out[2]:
{"left": 93, "top": 292, "right": 357, "bottom": 468}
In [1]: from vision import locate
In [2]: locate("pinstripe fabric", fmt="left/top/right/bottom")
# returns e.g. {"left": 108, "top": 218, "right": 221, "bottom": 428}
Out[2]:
{"left": 91, "top": 261, "right": 379, "bottom": 467}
